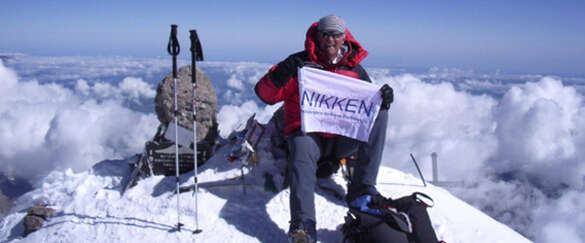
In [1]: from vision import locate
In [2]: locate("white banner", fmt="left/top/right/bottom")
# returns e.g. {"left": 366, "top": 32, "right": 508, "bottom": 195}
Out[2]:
{"left": 298, "top": 67, "right": 382, "bottom": 142}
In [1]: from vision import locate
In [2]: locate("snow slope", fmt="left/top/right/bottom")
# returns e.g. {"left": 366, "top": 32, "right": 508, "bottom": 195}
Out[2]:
{"left": 0, "top": 142, "right": 531, "bottom": 243}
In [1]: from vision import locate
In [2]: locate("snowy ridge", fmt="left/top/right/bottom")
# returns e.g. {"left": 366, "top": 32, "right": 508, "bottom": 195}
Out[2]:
{"left": 0, "top": 144, "right": 530, "bottom": 243}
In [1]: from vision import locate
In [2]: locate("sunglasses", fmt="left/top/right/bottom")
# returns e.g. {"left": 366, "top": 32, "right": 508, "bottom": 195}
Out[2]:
{"left": 319, "top": 31, "right": 345, "bottom": 39}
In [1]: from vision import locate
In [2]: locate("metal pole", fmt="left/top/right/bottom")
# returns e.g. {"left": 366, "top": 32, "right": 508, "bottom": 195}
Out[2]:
{"left": 431, "top": 152, "right": 438, "bottom": 184}
{"left": 410, "top": 153, "right": 427, "bottom": 187}
{"left": 190, "top": 29, "right": 203, "bottom": 234}
{"left": 167, "top": 24, "right": 183, "bottom": 232}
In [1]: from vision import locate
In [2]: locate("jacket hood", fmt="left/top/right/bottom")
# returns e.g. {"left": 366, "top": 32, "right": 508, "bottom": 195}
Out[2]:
{"left": 304, "top": 22, "right": 368, "bottom": 68}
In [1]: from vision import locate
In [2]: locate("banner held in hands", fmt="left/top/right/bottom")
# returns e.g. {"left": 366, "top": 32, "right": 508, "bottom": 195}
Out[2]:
{"left": 298, "top": 67, "right": 383, "bottom": 142}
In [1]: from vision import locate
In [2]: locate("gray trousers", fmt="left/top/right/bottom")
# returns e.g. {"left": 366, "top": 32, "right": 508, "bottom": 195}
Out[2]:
{"left": 287, "top": 110, "right": 388, "bottom": 222}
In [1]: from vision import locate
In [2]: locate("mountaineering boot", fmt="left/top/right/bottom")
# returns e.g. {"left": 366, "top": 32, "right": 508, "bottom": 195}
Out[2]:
{"left": 346, "top": 185, "right": 381, "bottom": 206}
{"left": 288, "top": 218, "right": 316, "bottom": 243}
{"left": 348, "top": 193, "right": 391, "bottom": 217}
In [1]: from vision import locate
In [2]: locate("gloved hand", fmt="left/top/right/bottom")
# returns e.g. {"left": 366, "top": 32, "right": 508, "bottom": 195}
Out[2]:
{"left": 380, "top": 84, "right": 394, "bottom": 110}
{"left": 270, "top": 56, "right": 303, "bottom": 88}
{"left": 270, "top": 55, "right": 324, "bottom": 88}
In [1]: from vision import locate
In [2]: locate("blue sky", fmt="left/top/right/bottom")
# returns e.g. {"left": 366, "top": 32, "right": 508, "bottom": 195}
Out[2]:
{"left": 1, "top": 0, "right": 584, "bottom": 74}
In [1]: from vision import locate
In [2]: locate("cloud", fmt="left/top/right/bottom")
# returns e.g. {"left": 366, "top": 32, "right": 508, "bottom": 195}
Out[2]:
{"left": 3, "top": 55, "right": 176, "bottom": 85}
{"left": 373, "top": 73, "right": 498, "bottom": 180}
{"left": 75, "top": 79, "right": 91, "bottom": 95}
{"left": 226, "top": 74, "right": 244, "bottom": 90}
{"left": 199, "top": 61, "right": 271, "bottom": 107}
{"left": 533, "top": 190, "right": 585, "bottom": 243}
{"left": 1, "top": 57, "right": 275, "bottom": 183}
{"left": 119, "top": 77, "right": 156, "bottom": 99}
{"left": 0, "top": 60, "right": 158, "bottom": 183}
{"left": 0, "top": 60, "right": 18, "bottom": 88}
{"left": 448, "top": 179, "right": 548, "bottom": 236}
{"left": 493, "top": 77, "right": 584, "bottom": 189}
{"left": 369, "top": 71, "right": 585, "bottom": 188}
{"left": 369, "top": 70, "right": 585, "bottom": 242}
{"left": 216, "top": 100, "right": 280, "bottom": 138}
{"left": 74, "top": 76, "right": 156, "bottom": 103}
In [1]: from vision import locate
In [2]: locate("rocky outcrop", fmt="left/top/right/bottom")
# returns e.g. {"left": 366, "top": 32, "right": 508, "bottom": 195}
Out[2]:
{"left": 23, "top": 205, "right": 55, "bottom": 236}
{"left": 154, "top": 65, "right": 217, "bottom": 144}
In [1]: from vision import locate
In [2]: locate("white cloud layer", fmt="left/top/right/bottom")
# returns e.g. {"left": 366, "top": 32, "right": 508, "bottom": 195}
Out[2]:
{"left": 0, "top": 60, "right": 158, "bottom": 183}
{"left": 75, "top": 77, "right": 156, "bottom": 101}
{"left": 368, "top": 72, "right": 585, "bottom": 242}
{"left": 533, "top": 190, "right": 585, "bottom": 243}
{"left": 217, "top": 100, "right": 281, "bottom": 138}
{"left": 372, "top": 73, "right": 498, "bottom": 180}
{"left": 494, "top": 77, "right": 585, "bottom": 188}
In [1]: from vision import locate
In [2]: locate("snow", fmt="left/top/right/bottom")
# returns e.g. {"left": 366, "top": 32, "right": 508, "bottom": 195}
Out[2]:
{"left": 0, "top": 144, "right": 530, "bottom": 243}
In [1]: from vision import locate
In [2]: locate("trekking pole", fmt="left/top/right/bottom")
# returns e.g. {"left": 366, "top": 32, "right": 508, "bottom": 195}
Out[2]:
{"left": 167, "top": 24, "right": 183, "bottom": 232}
{"left": 189, "top": 29, "right": 203, "bottom": 234}
{"left": 409, "top": 153, "right": 427, "bottom": 187}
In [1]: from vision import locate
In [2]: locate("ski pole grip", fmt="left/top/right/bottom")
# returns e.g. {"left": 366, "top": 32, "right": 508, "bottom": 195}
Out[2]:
{"left": 189, "top": 29, "right": 204, "bottom": 61}
{"left": 167, "top": 24, "right": 180, "bottom": 56}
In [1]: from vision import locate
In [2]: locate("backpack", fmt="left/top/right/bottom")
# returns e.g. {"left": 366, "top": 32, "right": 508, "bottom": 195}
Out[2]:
{"left": 342, "top": 209, "right": 410, "bottom": 243}
{"left": 342, "top": 192, "right": 439, "bottom": 243}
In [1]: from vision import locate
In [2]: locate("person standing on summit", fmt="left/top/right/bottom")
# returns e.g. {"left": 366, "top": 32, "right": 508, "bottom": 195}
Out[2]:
{"left": 254, "top": 15, "right": 394, "bottom": 242}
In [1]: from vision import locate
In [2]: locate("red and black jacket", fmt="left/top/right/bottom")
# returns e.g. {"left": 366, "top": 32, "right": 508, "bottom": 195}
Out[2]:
{"left": 255, "top": 22, "right": 371, "bottom": 136}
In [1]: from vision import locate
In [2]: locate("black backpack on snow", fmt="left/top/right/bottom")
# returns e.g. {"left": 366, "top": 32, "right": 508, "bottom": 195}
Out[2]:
{"left": 341, "top": 192, "right": 439, "bottom": 243}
